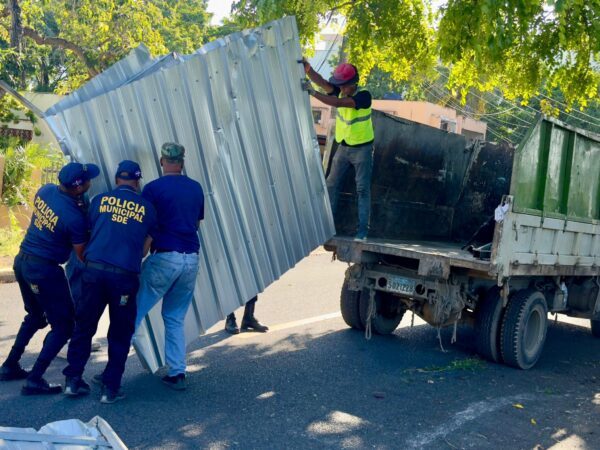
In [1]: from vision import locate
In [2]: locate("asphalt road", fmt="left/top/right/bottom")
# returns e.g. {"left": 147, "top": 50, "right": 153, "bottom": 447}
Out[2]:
{"left": 1, "top": 250, "right": 599, "bottom": 449}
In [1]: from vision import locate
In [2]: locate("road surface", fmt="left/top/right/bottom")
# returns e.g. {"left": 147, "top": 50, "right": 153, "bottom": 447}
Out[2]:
{"left": 1, "top": 250, "right": 599, "bottom": 449}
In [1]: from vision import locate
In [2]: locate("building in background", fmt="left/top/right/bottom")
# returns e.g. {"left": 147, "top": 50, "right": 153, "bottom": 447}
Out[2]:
{"left": 0, "top": 90, "right": 62, "bottom": 148}
{"left": 308, "top": 22, "right": 343, "bottom": 80}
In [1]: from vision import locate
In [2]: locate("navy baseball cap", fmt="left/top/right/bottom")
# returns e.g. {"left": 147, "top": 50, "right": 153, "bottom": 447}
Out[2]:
{"left": 58, "top": 162, "right": 100, "bottom": 188}
{"left": 115, "top": 160, "right": 142, "bottom": 180}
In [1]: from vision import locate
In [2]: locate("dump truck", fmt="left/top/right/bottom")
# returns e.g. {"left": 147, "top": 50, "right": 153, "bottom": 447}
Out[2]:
{"left": 325, "top": 111, "right": 600, "bottom": 369}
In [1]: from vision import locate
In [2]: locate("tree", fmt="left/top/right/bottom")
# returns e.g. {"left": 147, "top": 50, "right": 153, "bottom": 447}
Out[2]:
{"left": 232, "top": 0, "right": 437, "bottom": 86}
{"left": 231, "top": 0, "right": 599, "bottom": 109}
{"left": 0, "top": 0, "right": 212, "bottom": 93}
{"left": 437, "top": 0, "right": 600, "bottom": 108}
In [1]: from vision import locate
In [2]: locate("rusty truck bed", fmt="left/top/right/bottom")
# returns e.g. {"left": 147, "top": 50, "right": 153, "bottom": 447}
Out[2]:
{"left": 326, "top": 236, "right": 493, "bottom": 279}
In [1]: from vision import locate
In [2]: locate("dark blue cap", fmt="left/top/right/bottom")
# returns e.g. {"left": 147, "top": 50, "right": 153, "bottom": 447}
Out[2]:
{"left": 58, "top": 162, "right": 100, "bottom": 188}
{"left": 115, "top": 160, "right": 142, "bottom": 180}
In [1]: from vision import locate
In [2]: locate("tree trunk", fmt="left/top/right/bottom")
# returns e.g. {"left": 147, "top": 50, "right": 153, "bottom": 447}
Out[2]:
{"left": 9, "top": 0, "right": 23, "bottom": 51}
{"left": 2, "top": 1, "right": 99, "bottom": 78}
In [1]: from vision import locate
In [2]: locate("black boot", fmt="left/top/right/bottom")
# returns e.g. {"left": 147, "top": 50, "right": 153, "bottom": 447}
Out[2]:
{"left": 241, "top": 297, "right": 269, "bottom": 333}
{"left": 21, "top": 377, "right": 62, "bottom": 396}
{"left": 225, "top": 313, "right": 240, "bottom": 335}
{"left": 0, "top": 363, "right": 29, "bottom": 381}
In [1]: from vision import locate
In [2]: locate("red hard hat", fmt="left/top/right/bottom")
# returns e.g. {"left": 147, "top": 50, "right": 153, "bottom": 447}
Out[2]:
{"left": 329, "top": 63, "right": 359, "bottom": 86}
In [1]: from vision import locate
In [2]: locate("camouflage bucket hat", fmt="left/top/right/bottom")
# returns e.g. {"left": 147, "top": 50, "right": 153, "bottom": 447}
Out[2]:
{"left": 161, "top": 142, "right": 185, "bottom": 162}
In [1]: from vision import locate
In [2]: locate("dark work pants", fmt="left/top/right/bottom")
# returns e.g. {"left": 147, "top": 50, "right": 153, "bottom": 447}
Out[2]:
{"left": 4, "top": 253, "right": 74, "bottom": 381}
{"left": 63, "top": 266, "right": 139, "bottom": 391}
{"left": 326, "top": 143, "right": 373, "bottom": 235}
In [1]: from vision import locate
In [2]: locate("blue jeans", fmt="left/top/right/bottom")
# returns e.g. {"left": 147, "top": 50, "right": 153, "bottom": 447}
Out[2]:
{"left": 326, "top": 143, "right": 373, "bottom": 235}
{"left": 135, "top": 252, "right": 199, "bottom": 376}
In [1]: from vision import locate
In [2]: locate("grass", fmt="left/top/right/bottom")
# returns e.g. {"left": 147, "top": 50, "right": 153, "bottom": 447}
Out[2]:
{"left": 412, "top": 357, "right": 487, "bottom": 374}
{"left": 0, "top": 213, "right": 23, "bottom": 260}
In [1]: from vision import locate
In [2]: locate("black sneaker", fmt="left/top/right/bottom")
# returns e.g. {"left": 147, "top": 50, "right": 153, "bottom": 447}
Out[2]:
{"left": 100, "top": 386, "right": 125, "bottom": 404}
{"left": 241, "top": 317, "right": 269, "bottom": 333}
{"left": 0, "top": 364, "right": 29, "bottom": 381}
{"left": 162, "top": 373, "right": 186, "bottom": 391}
{"left": 64, "top": 376, "right": 91, "bottom": 396}
{"left": 21, "top": 378, "right": 63, "bottom": 396}
{"left": 225, "top": 314, "right": 240, "bottom": 335}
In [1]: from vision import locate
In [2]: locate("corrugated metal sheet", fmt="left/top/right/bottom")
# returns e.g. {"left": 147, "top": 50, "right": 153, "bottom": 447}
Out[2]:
{"left": 43, "top": 16, "right": 335, "bottom": 372}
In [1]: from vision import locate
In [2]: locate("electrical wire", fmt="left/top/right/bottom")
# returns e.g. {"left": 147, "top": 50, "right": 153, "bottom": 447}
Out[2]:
{"left": 420, "top": 83, "right": 515, "bottom": 143}
{"left": 434, "top": 68, "right": 600, "bottom": 131}
{"left": 316, "top": 17, "right": 346, "bottom": 73}
{"left": 538, "top": 93, "right": 600, "bottom": 125}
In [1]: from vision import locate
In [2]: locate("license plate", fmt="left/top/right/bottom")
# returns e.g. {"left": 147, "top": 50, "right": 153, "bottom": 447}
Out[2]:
{"left": 386, "top": 275, "right": 415, "bottom": 295}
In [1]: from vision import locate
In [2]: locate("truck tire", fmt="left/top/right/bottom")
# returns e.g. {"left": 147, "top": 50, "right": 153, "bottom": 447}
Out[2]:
{"left": 591, "top": 320, "right": 600, "bottom": 338}
{"left": 474, "top": 286, "right": 504, "bottom": 363}
{"left": 500, "top": 289, "right": 548, "bottom": 370}
{"left": 340, "top": 279, "right": 364, "bottom": 330}
{"left": 359, "top": 290, "right": 405, "bottom": 335}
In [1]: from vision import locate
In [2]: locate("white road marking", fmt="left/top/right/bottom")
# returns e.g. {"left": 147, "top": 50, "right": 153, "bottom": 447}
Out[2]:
{"left": 404, "top": 394, "right": 534, "bottom": 449}
{"left": 236, "top": 312, "right": 341, "bottom": 339}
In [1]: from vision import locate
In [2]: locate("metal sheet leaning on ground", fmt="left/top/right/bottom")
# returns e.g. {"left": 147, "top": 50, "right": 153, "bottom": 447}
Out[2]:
{"left": 42, "top": 16, "right": 335, "bottom": 372}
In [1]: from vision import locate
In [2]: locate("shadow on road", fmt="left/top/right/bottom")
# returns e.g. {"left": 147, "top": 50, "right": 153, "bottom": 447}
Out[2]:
{"left": 0, "top": 318, "right": 598, "bottom": 450}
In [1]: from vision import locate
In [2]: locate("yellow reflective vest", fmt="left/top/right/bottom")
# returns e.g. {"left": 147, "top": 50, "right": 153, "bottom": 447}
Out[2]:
{"left": 335, "top": 89, "right": 374, "bottom": 146}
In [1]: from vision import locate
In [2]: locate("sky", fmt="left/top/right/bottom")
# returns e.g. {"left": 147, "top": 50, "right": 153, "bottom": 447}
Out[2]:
{"left": 206, "top": 0, "right": 234, "bottom": 25}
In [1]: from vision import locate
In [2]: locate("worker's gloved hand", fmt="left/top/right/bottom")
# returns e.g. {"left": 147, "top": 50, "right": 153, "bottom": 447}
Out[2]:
{"left": 301, "top": 80, "right": 315, "bottom": 95}
{"left": 299, "top": 57, "right": 311, "bottom": 74}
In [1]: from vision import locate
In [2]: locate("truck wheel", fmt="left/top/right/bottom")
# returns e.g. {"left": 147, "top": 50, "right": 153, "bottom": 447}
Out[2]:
{"left": 591, "top": 320, "right": 600, "bottom": 338}
{"left": 500, "top": 289, "right": 548, "bottom": 370}
{"left": 359, "top": 290, "right": 405, "bottom": 335}
{"left": 340, "top": 279, "right": 364, "bottom": 330}
{"left": 474, "top": 286, "right": 504, "bottom": 363}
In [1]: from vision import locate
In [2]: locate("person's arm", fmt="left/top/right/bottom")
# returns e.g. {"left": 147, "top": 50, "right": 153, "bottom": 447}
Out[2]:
{"left": 197, "top": 187, "right": 205, "bottom": 229}
{"left": 143, "top": 236, "right": 153, "bottom": 257}
{"left": 73, "top": 243, "right": 85, "bottom": 262}
{"left": 303, "top": 59, "right": 335, "bottom": 94}
{"left": 311, "top": 91, "right": 357, "bottom": 108}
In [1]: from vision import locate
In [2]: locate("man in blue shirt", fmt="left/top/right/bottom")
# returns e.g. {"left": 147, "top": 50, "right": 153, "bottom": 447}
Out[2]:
{"left": 63, "top": 160, "right": 157, "bottom": 404}
{"left": 0, "top": 162, "right": 99, "bottom": 395}
{"left": 134, "top": 142, "right": 204, "bottom": 391}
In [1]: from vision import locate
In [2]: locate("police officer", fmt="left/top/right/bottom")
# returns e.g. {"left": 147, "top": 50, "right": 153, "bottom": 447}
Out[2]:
{"left": 0, "top": 162, "right": 99, "bottom": 395}
{"left": 303, "top": 60, "right": 375, "bottom": 240}
{"left": 63, "top": 160, "right": 156, "bottom": 404}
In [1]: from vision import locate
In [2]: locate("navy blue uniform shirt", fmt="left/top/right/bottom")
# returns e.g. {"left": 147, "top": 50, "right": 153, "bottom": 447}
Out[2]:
{"left": 142, "top": 175, "right": 204, "bottom": 253}
{"left": 20, "top": 184, "right": 88, "bottom": 264}
{"left": 85, "top": 185, "right": 157, "bottom": 273}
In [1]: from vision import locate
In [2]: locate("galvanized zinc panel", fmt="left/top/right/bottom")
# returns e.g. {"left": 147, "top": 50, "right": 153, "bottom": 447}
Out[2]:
{"left": 43, "top": 17, "right": 335, "bottom": 372}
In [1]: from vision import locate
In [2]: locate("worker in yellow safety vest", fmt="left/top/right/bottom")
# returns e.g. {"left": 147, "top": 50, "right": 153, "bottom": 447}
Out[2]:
{"left": 303, "top": 60, "right": 374, "bottom": 240}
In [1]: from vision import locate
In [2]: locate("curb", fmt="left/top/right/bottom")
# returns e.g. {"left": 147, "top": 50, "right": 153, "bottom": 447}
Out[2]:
{"left": 0, "top": 268, "right": 15, "bottom": 284}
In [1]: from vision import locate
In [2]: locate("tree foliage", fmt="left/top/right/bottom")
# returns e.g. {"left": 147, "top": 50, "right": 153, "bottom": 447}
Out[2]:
{"left": 232, "top": 0, "right": 599, "bottom": 109}
{"left": 232, "top": 0, "right": 437, "bottom": 86}
{"left": 437, "top": 0, "right": 600, "bottom": 108}
{"left": 1, "top": 0, "right": 211, "bottom": 93}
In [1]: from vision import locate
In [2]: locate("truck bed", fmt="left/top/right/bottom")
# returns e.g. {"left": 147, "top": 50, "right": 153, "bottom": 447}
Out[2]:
{"left": 328, "top": 236, "right": 492, "bottom": 279}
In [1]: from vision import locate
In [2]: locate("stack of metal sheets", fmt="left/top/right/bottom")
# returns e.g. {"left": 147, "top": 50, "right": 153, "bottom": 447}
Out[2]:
{"left": 43, "top": 16, "right": 335, "bottom": 372}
